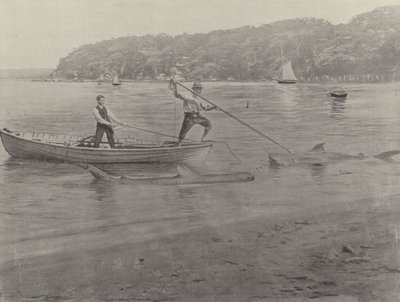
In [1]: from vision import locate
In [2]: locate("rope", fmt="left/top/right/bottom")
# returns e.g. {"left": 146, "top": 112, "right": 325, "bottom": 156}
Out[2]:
{"left": 116, "top": 123, "right": 242, "bottom": 162}
{"left": 211, "top": 140, "right": 242, "bottom": 162}
{"left": 115, "top": 122, "right": 197, "bottom": 142}
{"left": 169, "top": 79, "right": 291, "bottom": 154}
{"left": 76, "top": 134, "right": 95, "bottom": 143}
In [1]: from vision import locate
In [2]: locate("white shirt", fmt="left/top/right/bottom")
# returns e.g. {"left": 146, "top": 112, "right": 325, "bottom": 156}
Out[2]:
{"left": 178, "top": 91, "right": 207, "bottom": 113}
{"left": 93, "top": 105, "right": 122, "bottom": 126}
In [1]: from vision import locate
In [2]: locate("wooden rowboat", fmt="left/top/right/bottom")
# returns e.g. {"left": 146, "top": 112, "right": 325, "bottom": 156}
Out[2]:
{"left": 0, "top": 129, "right": 212, "bottom": 164}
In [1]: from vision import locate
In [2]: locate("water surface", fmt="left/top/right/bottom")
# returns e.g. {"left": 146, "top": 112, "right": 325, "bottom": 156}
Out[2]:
{"left": 0, "top": 80, "right": 400, "bottom": 299}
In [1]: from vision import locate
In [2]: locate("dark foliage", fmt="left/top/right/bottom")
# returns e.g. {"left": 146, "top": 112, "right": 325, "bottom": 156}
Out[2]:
{"left": 52, "top": 6, "right": 400, "bottom": 82}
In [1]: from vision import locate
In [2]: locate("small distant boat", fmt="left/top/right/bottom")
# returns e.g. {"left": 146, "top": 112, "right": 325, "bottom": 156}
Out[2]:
{"left": 276, "top": 48, "right": 297, "bottom": 84}
{"left": 328, "top": 90, "right": 347, "bottom": 98}
{"left": 112, "top": 74, "right": 122, "bottom": 86}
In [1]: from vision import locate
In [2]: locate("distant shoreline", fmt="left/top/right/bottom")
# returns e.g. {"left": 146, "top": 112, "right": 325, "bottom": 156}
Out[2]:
{"left": 0, "top": 75, "right": 397, "bottom": 84}
{"left": 24, "top": 79, "right": 399, "bottom": 84}
{"left": 0, "top": 68, "right": 54, "bottom": 80}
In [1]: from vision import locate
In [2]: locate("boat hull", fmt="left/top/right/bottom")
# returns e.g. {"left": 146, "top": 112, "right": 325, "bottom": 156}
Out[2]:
{"left": 0, "top": 130, "right": 212, "bottom": 164}
{"left": 277, "top": 80, "right": 297, "bottom": 84}
{"left": 330, "top": 91, "right": 347, "bottom": 98}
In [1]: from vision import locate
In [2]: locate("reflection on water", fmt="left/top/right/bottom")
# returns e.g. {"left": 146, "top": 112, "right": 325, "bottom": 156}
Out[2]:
{"left": 1, "top": 80, "right": 400, "bottom": 270}
{"left": 95, "top": 162, "right": 177, "bottom": 177}
{"left": 88, "top": 179, "right": 118, "bottom": 203}
{"left": 274, "top": 83, "right": 301, "bottom": 119}
{"left": 308, "top": 163, "right": 328, "bottom": 180}
{"left": 330, "top": 97, "right": 347, "bottom": 117}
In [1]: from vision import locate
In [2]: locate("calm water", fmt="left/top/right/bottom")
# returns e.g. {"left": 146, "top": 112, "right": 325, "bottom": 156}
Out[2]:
{"left": 0, "top": 80, "right": 400, "bottom": 286}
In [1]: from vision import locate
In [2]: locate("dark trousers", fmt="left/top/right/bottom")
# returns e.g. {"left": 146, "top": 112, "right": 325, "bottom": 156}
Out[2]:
{"left": 94, "top": 124, "right": 115, "bottom": 148}
{"left": 179, "top": 112, "right": 211, "bottom": 140}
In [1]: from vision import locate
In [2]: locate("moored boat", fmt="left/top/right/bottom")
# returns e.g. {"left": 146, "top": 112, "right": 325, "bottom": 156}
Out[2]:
{"left": 0, "top": 129, "right": 212, "bottom": 164}
{"left": 112, "top": 74, "right": 122, "bottom": 86}
{"left": 329, "top": 90, "right": 347, "bottom": 98}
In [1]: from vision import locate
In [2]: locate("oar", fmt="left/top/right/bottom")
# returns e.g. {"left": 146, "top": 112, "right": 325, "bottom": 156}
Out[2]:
{"left": 74, "top": 134, "right": 95, "bottom": 146}
{"left": 171, "top": 80, "right": 291, "bottom": 154}
{"left": 75, "top": 126, "right": 121, "bottom": 147}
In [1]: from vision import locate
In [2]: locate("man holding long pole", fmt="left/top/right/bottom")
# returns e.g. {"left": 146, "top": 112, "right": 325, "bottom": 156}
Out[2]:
{"left": 170, "top": 79, "right": 291, "bottom": 154}
{"left": 169, "top": 79, "right": 217, "bottom": 146}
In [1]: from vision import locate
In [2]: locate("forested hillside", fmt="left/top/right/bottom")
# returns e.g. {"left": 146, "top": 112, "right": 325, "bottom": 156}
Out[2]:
{"left": 52, "top": 6, "right": 400, "bottom": 82}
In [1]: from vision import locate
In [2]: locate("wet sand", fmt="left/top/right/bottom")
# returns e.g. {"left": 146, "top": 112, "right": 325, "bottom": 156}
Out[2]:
{"left": 1, "top": 191, "right": 400, "bottom": 302}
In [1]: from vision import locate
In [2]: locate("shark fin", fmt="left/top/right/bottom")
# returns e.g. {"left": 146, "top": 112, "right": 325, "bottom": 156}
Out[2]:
{"left": 310, "top": 143, "right": 326, "bottom": 152}
{"left": 177, "top": 164, "right": 197, "bottom": 177}
{"left": 374, "top": 150, "right": 400, "bottom": 162}
{"left": 76, "top": 162, "right": 89, "bottom": 169}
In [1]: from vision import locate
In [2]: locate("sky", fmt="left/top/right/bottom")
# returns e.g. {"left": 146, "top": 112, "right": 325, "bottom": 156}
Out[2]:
{"left": 0, "top": 0, "right": 399, "bottom": 69}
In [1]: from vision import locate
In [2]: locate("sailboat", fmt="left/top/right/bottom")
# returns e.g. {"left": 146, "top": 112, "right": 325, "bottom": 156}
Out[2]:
{"left": 276, "top": 49, "right": 297, "bottom": 84}
{"left": 112, "top": 74, "right": 122, "bottom": 86}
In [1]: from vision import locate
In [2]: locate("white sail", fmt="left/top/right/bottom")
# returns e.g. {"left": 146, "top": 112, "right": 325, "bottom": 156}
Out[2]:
{"left": 280, "top": 61, "right": 297, "bottom": 82}
{"left": 112, "top": 74, "right": 121, "bottom": 85}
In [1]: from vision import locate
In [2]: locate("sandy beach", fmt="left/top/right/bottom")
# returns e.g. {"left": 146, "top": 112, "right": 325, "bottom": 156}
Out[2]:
{"left": 1, "top": 187, "right": 399, "bottom": 302}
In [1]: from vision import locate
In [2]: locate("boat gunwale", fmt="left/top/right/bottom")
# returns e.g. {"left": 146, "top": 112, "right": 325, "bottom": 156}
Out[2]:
{"left": 0, "top": 130, "right": 213, "bottom": 153}
{"left": 277, "top": 80, "right": 297, "bottom": 84}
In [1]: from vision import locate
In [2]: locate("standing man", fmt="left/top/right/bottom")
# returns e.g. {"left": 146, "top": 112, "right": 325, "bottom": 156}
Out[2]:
{"left": 169, "top": 80, "right": 217, "bottom": 146}
{"left": 93, "top": 95, "right": 122, "bottom": 148}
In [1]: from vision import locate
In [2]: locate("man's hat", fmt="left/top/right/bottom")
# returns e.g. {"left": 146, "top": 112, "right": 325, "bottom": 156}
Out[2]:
{"left": 192, "top": 81, "right": 202, "bottom": 89}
